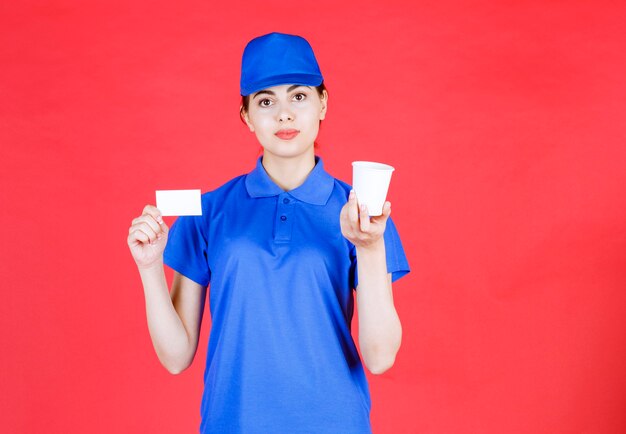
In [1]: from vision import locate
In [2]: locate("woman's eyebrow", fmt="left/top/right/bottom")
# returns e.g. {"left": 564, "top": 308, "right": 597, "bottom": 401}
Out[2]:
{"left": 287, "top": 85, "right": 311, "bottom": 92}
{"left": 252, "top": 90, "right": 273, "bottom": 100}
{"left": 252, "top": 85, "right": 311, "bottom": 100}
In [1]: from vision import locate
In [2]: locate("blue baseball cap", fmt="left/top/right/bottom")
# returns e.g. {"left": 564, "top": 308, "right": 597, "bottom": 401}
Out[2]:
{"left": 240, "top": 32, "right": 324, "bottom": 96}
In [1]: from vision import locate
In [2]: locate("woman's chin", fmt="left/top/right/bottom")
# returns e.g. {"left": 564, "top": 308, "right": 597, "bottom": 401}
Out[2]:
{"left": 261, "top": 143, "right": 315, "bottom": 159}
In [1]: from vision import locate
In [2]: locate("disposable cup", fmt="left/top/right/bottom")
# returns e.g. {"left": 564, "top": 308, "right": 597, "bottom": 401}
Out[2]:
{"left": 351, "top": 161, "right": 395, "bottom": 216}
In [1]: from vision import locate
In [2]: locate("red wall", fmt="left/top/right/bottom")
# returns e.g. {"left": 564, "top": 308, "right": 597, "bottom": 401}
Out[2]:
{"left": 2, "top": 1, "right": 626, "bottom": 433}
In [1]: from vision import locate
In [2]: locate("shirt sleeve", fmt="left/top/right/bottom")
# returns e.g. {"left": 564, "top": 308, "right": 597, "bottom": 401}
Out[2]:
{"left": 163, "top": 214, "right": 211, "bottom": 287}
{"left": 351, "top": 216, "right": 410, "bottom": 290}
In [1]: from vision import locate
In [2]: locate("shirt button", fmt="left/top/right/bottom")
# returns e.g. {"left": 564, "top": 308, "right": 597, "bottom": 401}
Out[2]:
{"left": 280, "top": 215, "right": 287, "bottom": 221}
{"left": 283, "top": 198, "right": 290, "bottom": 204}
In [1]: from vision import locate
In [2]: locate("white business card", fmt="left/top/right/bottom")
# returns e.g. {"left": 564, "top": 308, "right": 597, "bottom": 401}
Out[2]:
{"left": 156, "top": 189, "right": 202, "bottom": 216}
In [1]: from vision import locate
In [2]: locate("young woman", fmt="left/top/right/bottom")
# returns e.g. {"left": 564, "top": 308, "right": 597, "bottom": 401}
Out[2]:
{"left": 127, "top": 32, "right": 410, "bottom": 434}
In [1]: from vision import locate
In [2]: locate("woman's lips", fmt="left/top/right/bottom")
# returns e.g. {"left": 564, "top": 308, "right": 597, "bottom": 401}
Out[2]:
{"left": 275, "top": 129, "right": 300, "bottom": 140}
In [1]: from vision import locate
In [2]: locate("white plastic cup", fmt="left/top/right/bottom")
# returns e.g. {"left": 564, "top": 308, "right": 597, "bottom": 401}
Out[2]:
{"left": 351, "top": 161, "right": 395, "bottom": 216}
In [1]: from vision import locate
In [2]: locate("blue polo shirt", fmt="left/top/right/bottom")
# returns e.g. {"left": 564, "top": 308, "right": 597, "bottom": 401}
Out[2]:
{"left": 163, "top": 156, "right": 410, "bottom": 434}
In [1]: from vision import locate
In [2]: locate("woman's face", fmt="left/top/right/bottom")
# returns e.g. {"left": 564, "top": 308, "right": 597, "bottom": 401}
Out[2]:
{"left": 243, "top": 84, "right": 328, "bottom": 159}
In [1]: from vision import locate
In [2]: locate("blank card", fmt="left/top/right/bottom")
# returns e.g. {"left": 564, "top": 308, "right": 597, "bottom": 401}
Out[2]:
{"left": 155, "top": 189, "right": 202, "bottom": 216}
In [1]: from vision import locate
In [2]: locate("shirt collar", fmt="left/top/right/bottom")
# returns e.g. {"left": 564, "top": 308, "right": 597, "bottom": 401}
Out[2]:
{"left": 245, "top": 156, "right": 334, "bottom": 205}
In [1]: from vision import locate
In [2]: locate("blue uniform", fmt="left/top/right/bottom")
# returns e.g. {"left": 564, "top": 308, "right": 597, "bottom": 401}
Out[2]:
{"left": 163, "top": 156, "right": 410, "bottom": 434}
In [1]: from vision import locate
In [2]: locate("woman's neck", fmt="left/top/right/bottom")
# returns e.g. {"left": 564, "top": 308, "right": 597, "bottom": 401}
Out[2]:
{"left": 261, "top": 151, "right": 316, "bottom": 191}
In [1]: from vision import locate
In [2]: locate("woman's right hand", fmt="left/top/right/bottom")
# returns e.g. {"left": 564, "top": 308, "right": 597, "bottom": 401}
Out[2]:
{"left": 127, "top": 205, "right": 169, "bottom": 269}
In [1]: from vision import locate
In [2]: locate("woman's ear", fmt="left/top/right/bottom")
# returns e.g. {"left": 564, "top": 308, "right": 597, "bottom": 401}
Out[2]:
{"left": 241, "top": 107, "right": 255, "bottom": 132}
{"left": 319, "top": 90, "right": 328, "bottom": 121}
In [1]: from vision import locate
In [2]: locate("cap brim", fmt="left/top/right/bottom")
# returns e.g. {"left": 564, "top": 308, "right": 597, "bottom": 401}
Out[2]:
{"left": 241, "top": 73, "right": 323, "bottom": 96}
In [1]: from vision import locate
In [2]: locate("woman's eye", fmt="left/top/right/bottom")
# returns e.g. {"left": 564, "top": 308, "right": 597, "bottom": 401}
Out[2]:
{"left": 293, "top": 93, "right": 306, "bottom": 101}
{"left": 259, "top": 99, "right": 272, "bottom": 107}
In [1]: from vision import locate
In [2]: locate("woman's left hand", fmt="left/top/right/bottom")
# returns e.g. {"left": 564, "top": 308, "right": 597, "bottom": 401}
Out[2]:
{"left": 340, "top": 190, "right": 391, "bottom": 250}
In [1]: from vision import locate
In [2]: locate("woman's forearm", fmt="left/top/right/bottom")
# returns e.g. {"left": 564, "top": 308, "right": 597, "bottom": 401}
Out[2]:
{"left": 355, "top": 240, "right": 402, "bottom": 374}
{"left": 138, "top": 261, "right": 193, "bottom": 374}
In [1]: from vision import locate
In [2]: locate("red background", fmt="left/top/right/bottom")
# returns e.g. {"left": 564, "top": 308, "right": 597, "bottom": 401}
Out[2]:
{"left": 2, "top": 1, "right": 626, "bottom": 433}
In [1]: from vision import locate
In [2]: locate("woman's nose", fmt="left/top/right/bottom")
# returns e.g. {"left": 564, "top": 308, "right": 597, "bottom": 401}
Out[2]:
{"left": 278, "top": 106, "right": 294, "bottom": 122}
